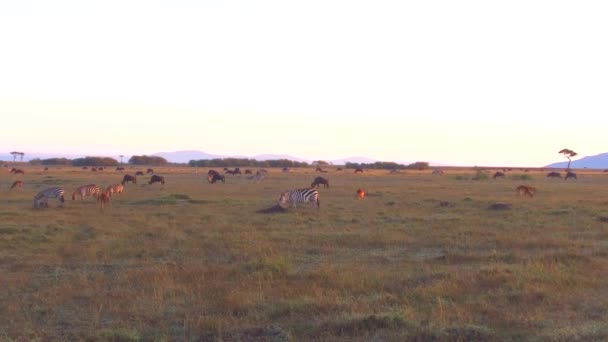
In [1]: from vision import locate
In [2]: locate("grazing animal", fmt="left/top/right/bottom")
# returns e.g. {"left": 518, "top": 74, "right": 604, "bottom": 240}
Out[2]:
{"left": 315, "top": 167, "right": 328, "bottom": 173}
{"left": 493, "top": 171, "right": 506, "bottom": 179}
{"left": 565, "top": 171, "right": 577, "bottom": 180}
{"left": 311, "top": 176, "right": 329, "bottom": 188}
{"left": 247, "top": 171, "right": 265, "bottom": 183}
{"left": 147, "top": 168, "right": 154, "bottom": 174}
{"left": 44, "top": 167, "right": 49, "bottom": 171}
{"left": 91, "top": 167, "right": 97, "bottom": 172}
{"left": 98, "top": 191, "right": 111, "bottom": 211}
{"left": 282, "top": 167, "right": 290, "bottom": 173}
{"left": 33, "top": 187, "right": 65, "bottom": 209}
{"left": 516, "top": 185, "right": 536, "bottom": 197}
{"left": 10, "top": 180, "right": 23, "bottom": 190}
{"left": 149, "top": 175, "right": 165, "bottom": 185}
{"left": 135, "top": 171, "right": 144, "bottom": 176}
{"left": 116, "top": 166, "right": 125, "bottom": 172}
{"left": 208, "top": 174, "right": 225, "bottom": 184}
{"left": 278, "top": 188, "right": 320, "bottom": 209}
{"left": 354, "top": 168, "right": 364, "bottom": 174}
{"left": 82, "top": 166, "right": 88, "bottom": 170}
{"left": 105, "top": 184, "right": 124, "bottom": 197}
{"left": 208, "top": 169, "right": 221, "bottom": 177}
{"left": 432, "top": 169, "right": 444, "bottom": 176}
{"left": 72, "top": 184, "right": 100, "bottom": 200}
{"left": 546, "top": 172, "right": 561, "bottom": 179}
{"left": 225, "top": 168, "right": 241, "bottom": 175}
{"left": 10, "top": 168, "right": 25, "bottom": 174}
{"left": 244, "top": 169, "right": 253, "bottom": 175}
{"left": 336, "top": 167, "right": 343, "bottom": 171}
{"left": 121, "top": 174, "right": 137, "bottom": 185}
{"left": 357, "top": 188, "right": 365, "bottom": 200}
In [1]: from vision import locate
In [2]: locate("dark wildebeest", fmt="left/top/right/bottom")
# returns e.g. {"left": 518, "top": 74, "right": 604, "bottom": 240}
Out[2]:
{"left": 147, "top": 168, "right": 154, "bottom": 174}
{"left": 311, "top": 176, "right": 329, "bottom": 188}
{"left": 565, "top": 171, "right": 577, "bottom": 180}
{"left": 121, "top": 174, "right": 137, "bottom": 185}
{"left": 282, "top": 167, "right": 290, "bottom": 172}
{"left": 208, "top": 169, "right": 221, "bottom": 177}
{"left": 244, "top": 169, "right": 253, "bottom": 175}
{"left": 91, "top": 167, "right": 97, "bottom": 172}
{"left": 44, "top": 167, "right": 49, "bottom": 171}
{"left": 546, "top": 172, "right": 562, "bottom": 179}
{"left": 315, "top": 167, "right": 328, "bottom": 173}
{"left": 493, "top": 171, "right": 506, "bottom": 179}
{"left": 149, "top": 175, "right": 165, "bottom": 185}
{"left": 225, "top": 168, "right": 241, "bottom": 175}
{"left": 336, "top": 167, "right": 343, "bottom": 171}
{"left": 208, "top": 174, "right": 225, "bottom": 184}
{"left": 82, "top": 166, "right": 88, "bottom": 170}
{"left": 116, "top": 166, "right": 125, "bottom": 172}
{"left": 135, "top": 171, "right": 144, "bottom": 176}
{"left": 354, "top": 168, "right": 364, "bottom": 174}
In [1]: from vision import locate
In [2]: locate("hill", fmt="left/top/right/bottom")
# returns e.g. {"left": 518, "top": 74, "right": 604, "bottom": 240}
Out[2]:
{"left": 545, "top": 152, "right": 608, "bottom": 169}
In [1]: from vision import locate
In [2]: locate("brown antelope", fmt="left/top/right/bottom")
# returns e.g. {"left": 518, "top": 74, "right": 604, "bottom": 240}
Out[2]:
{"left": 98, "top": 191, "right": 111, "bottom": 211}
{"left": 516, "top": 185, "right": 536, "bottom": 197}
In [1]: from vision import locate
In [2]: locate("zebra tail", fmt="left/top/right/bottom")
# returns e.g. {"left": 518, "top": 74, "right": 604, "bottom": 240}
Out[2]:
{"left": 316, "top": 197, "right": 320, "bottom": 208}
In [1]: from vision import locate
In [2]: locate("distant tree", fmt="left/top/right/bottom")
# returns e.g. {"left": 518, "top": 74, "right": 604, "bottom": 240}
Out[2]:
{"left": 73, "top": 156, "right": 119, "bottom": 167}
{"left": 129, "top": 155, "right": 168, "bottom": 166}
{"left": 558, "top": 149, "right": 578, "bottom": 170}
{"left": 41, "top": 158, "right": 73, "bottom": 166}
{"left": 313, "top": 160, "right": 330, "bottom": 166}
{"left": 10, "top": 151, "right": 18, "bottom": 162}
{"left": 19, "top": 152, "right": 24, "bottom": 161}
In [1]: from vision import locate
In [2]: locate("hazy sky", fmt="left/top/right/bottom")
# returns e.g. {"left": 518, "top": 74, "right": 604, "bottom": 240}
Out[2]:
{"left": 1, "top": 1, "right": 607, "bottom": 166}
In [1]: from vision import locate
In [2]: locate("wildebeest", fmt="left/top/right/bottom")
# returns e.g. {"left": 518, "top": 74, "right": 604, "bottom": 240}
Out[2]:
{"left": 149, "top": 175, "right": 165, "bottom": 185}
{"left": 116, "top": 166, "right": 125, "bottom": 172}
{"left": 208, "top": 173, "right": 225, "bottom": 184}
{"left": 546, "top": 172, "right": 561, "bottom": 179}
{"left": 354, "top": 168, "right": 364, "bottom": 174}
{"left": 121, "top": 174, "right": 137, "bottom": 185}
{"left": 282, "top": 167, "right": 290, "bottom": 172}
{"left": 10, "top": 168, "right": 24, "bottom": 174}
{"left": 208, "top": 169, "right": 221, "bottom": 177}
{"left": 493, "top": 171, "right": 506, "bottom": 179}
{"left": 147, "top": 168, "right": 154, "bottom": 174}
{"left": 315, "top": 167, "right": 328, "bottom": 173}
{"left": 82, "top": 166, "right": 88, "bottom": 170}
{"left": 135, "top": 171, "right": 144, "bottom": 176}
{"left": 244, "top": 169, "right": 253, "bottom": 175}
{"left": 43, "top": 167, "right": 49, "bottom": 171}
{"left": 565, "top": 171, "right": 577, "bottom": 180}
{"left": 336, "top": 167, "right": 343, "bottom": 171}
{"left": 225, "top": 168, "right": 241, "bottom": 175}
{"left": 311, "top": 176, "right": 329, "bottom": 188}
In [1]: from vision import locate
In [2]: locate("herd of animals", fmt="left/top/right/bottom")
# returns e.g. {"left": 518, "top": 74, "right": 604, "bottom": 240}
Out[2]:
{"left": 4, "top": 165, "right": 587, "bottom": 211}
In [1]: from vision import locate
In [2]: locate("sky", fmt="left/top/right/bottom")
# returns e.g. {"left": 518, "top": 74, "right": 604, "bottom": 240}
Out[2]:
{"left": 1, "top": 1, "right": 607, "bottom": 166}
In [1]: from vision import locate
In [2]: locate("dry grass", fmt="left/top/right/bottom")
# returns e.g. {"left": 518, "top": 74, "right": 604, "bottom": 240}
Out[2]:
{"left": 0, "top": 166, "right": 607, "bottom": 340}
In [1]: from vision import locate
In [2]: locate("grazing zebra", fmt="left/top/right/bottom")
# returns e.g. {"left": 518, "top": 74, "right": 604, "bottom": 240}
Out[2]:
{"left": 278, "top": 188, "right": 320, "bottom": 209}
{"left": 105, "top": 184, "right": 124, "bottom": 197}
{"left": 10, "top": 180, "right": 23, "bottom": 190}
{"left": 311, "top": 176, "right": 329, "bottom": 188}
{"left": 72, "top": 184, "right": 100, "bottom": 200}
{"left": 33, "top": 187, "right": 65, "bottom": 209}
{"left": 122, "top": 174, "right": 137, "bottom": 185}
{"left": 149, "top": 175, "right": 165, "bottom": 185}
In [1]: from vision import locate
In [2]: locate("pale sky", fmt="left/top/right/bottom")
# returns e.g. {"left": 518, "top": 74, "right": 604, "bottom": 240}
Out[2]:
{"left": 1, "top": 1, "right": 607, "bottom": 166}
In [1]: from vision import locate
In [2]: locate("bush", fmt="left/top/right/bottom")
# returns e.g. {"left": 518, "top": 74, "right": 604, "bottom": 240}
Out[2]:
{"left": 73, "top": 157, "right": 119, "bottom": 167}
{"left": 128, "top": 155, "right": 168, "bottom": 166}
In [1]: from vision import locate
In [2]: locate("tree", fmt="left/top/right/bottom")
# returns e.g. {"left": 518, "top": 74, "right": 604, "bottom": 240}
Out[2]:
{"left": 558, "top": 149, "right": 578, "bottom": 170}
{"left": 10, "top": 151, "right": 18, "bottom": 162}
{"left": 19, "top": 152, "right": 24, "bottom": 162}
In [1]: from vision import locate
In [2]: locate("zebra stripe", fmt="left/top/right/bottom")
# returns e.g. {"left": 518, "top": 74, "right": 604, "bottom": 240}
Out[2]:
{"left": 33, "top": 187, "right": 65, "bottom": 208}
{"left": 72, "top": 184, "right": 100, "bottom": 200}
{"left": 278, "top": 188, "right": 320, "bottom": 209}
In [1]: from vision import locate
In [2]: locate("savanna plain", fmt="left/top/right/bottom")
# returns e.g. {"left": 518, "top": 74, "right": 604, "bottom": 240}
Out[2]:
{"left": 1, "top": 166, "right": 607, "bottom": 341}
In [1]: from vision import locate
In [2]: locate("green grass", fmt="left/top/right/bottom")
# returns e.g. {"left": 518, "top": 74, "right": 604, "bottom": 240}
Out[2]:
{"left": 0, "top": 166, "right": 607, "bottom": 340}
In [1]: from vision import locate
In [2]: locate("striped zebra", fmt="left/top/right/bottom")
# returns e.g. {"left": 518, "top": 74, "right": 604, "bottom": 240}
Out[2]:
{"left": 72, "top": 184, "right": 100, "bottom": 200}
{"left": 278, "top": 188, "right": 320, "bottom": 209}
{"left": 33, "top": 187, "right": 65, "bottom": 209}
{"left": 105, "top": 184, "right": 124, "bottom": 197}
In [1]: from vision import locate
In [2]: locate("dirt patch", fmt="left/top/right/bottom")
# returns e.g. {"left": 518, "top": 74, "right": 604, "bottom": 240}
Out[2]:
{"left": 256, "top": 205, "right": 288, "bottom": 214}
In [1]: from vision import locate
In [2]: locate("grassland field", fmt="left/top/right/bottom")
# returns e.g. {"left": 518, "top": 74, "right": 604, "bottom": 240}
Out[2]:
{"left": 0, "top": 166, "right": 607, "bottom": 341}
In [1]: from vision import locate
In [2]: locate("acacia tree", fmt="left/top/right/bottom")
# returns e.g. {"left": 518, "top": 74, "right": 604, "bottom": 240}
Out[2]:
{"left": 19, "top": 152, "right": 24, "bottom": 162}
{"left": 559, "top": 148, "right": 578, "bottom": 170}
{"left": 10, "top": 151, "right": 18, "bottom": 162}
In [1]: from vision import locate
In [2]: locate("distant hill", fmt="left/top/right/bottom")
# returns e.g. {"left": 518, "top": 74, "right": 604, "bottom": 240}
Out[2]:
{"left": 251, "top": 154, "right": 309, "bottom": 162}
{"left": 545, "top": 152, "right": 608, "bottom": 169}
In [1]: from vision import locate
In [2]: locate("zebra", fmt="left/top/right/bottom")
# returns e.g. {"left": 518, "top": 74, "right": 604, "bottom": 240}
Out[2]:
{"left": 278, "top": 188, "right": 320, "bottom": 209}
{"left": 72, "top": 184, "right": 100, "bottom": 200}
{"left": 105, "top": 184, "right": 124, "bottom": 197}
{"left": 33, "top": 187, "right": 65, "bottom": 209}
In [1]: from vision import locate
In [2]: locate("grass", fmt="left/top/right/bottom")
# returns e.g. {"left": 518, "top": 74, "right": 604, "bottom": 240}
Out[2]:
{"left": 0, "top": 166, "right": 607, "bottom": 340}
